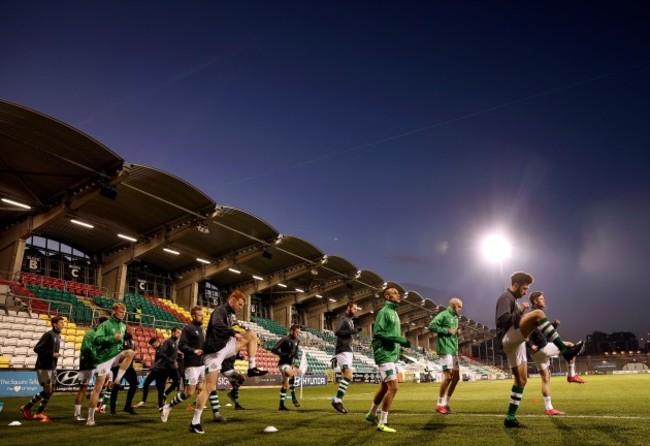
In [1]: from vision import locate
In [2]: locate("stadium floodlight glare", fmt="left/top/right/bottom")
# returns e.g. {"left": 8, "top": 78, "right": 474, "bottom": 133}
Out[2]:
{"left": 481, "top": 234, "right": 512, "bottom": 262}
{"left": 315, "top": 294, "right": 323, "bottom": 299}
{"left": 353, "top": 270, "right": 362, "bottom": 279}
{"left": 2, "top": 198, "right": 31, "bottom": 209}
{"left": 163, "top": 247, "right": 180, "bottom": 255}
{"left": 71, "top": 219, "right": 94, "bottom": 229}
{"left": 320, "top": 255, "right": 328, "bottom": 265}
{"left": 252, "top": 275, "right": 264, "bottom": 281}
{"left": 274, "top": 234, "right": 284, "bottom": 245}
{"left": 294, "top": 288, "right": 305, "bottom": 293}
{"left": 328, "top": 298, "right": 336, "bottom": 302}
{"left": 277, "top": 283, "right": 288, "bottom": 288}
{"left": 228, "top": 267, "right": 241, "bottom": 274}
{"left": 196, "top": 258, "right": 211, "bottom": 264}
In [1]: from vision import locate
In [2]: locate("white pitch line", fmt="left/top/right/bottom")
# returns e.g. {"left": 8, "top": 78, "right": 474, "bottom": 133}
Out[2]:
{"left": 306, "top": 411, "right": 648, "bottom": 421}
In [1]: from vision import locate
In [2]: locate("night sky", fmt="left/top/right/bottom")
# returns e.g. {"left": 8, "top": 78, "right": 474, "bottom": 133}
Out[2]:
{"left": 2, "top": 1, "right": 649, "bottom": 342}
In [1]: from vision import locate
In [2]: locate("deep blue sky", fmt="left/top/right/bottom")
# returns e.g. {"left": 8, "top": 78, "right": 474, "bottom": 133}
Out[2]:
{"left": 2, "top": 1, "right": 649, "bottom": 342}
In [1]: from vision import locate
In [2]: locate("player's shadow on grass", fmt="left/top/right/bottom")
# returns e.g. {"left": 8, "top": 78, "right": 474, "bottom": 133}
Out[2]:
{"left": 421, "top": 415, "right": 448, "bottom": 433}
{"left": 505, "top": 427, "right": 535, "bottom": 446}
{"left": 287, "top": 408, "right": 329, "bottom": 413}
{"left": 549, "top": 417, "right": 574, "bottom": 433}
{"left": 573, "top": 423, "right": 635, "bottom": 444}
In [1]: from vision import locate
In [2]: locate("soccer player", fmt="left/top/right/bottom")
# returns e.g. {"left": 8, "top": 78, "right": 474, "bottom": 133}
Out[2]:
{"left": 527, "top": 291, "right": 585, "bottom": 416}
{"left": 271, "top": 324, "right": 302, "bottom": 411}
{"left": 73, "top": 316, "right": 108, "bottom": 421}
{"left": 331, "top": 301, "right": 362, "bottom": 414}
{"left": 496, "top": 272, "right": 584, "bottom": 428}
{"left": 134, "top": 337, "right": 162, "bottom": 408}
{"left": 20, "top": 315, "right": 64, "bottom": 422}
{"left": 86, "top": 302, "right": 135, "bottom": 426}
{"left": 161, "top": 307, "right": 210, "bottom": 422}
{"left": 366, "top": 287, "right": 411, "bottom": 433}
{"left": 428, "top": 297, "right": 463, "bottom": 415}
{"left": 109, "top": 324, "right": 139, "bottom": 415}
{"left": 152, "top": 327, "right": 181, "bottom": 414}
{"left": 222, "top": 356, "right": 246, "bottom": 410}
{"left": 188, "top": 290, "right": 267, "bottom": 434}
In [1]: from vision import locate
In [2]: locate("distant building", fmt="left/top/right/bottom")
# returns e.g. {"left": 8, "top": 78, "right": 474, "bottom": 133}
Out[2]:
{"left": 585, "top": 331, "right": 639, "bottom": 354}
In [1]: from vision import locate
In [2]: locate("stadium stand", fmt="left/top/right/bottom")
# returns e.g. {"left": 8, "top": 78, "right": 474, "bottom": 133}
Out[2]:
{"left": 0, "top": 99, "right": 502, "bottom": 381}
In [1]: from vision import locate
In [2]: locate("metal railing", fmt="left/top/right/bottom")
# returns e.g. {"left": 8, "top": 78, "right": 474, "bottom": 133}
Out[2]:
{"left": 89, "top": 307, "right": 182, "bottom": 330}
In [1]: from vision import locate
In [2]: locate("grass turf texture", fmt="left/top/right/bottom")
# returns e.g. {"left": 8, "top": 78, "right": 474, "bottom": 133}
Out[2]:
{"left": 1, "top": 374, "right": 649, "bottom": 445}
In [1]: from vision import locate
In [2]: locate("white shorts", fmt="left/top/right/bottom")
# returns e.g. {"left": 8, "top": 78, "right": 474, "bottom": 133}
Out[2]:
{"left": 95, "top": 354, "right": 122, "bottom": 377}
{"left": 77, "top": 369, "right": 94, "bottom": 385}
{"left": 501, "top": 326, "right": 528, "bottom": 368}
{"left": 203, "top": 338, "right": 237, "bottom": 373}
{"left": 184, "top": 365, "right": 206, "bottom": 386}
{"left": 378, "top": 362, "right": 398, "bottom": 382}
{"left": 439, "top": 354, "right": 460, "bottom": 371}
{"left": 531, "top": 344, "right": 560, "bottom": 371}
{"left": 335, "top": 352, "right": 354, "bottom": 371}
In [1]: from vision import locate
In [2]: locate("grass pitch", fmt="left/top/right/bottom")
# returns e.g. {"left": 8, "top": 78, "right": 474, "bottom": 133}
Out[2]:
{"left": 1, "top": 374, "right": 649, "bottom": 446}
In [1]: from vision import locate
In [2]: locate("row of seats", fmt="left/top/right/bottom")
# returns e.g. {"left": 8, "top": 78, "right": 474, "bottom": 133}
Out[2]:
{"left": 2, "top": 304, "right": 382, "bottom": 376}
{"left": 1, "top": 280, "right": 53, "bottom": 316}
{"left": 21, "top": 273, "right": 102, "bottom": 297}
{"left": 26, "top": 285, "right": 93, "bottom": 324}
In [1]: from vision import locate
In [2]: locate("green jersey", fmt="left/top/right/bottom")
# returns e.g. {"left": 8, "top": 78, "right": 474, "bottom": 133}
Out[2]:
{"left": 92, "top": 316, "right": 126, "bottom": 364}
{"left": 371, "top": 301, "right": 409, "bottom": 364}
{"left": 428, "top": 306, "right": 459, "bottom": 355}
{"left": 79, "top": 327, "right": 98, "bottom": 370}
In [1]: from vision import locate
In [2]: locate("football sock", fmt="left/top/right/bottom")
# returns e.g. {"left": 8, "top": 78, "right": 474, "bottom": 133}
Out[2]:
{"left": 170, "top": 392, "right": 186, "bottom": 408}
{"left": 380, "top": 410, "right": 389, "bottom": 425}
{"left": 506, "top": 385, "right": 524, "bottom": 419}
{"left": 191, "top": 408, "right": 202, "bottom": 425}
{"left": 208, "top": 390, "right": 220, "bottom": 414}
{"left": 544, "top": 396, "right": 553, "bottom": 410}
{"left": 568, "top": 362, "right": 576, "bottom": 376}
{"left": 25, "top": 391, "right": 44, "bottom": 410}
{"left": 289, "top": 378, "right": 296, "bottom": 400}
{"left": 74, "top": 404, "right": 82, "bottom": 416}
{"left": 279, "top": 388, "right": 287, "bottom": 405}
{"left": 537, "top": 318, "right": 568, "bottom": 352}
{"left": 336, "top": 377, "right": 350, "bottom": 400}
{"left": 230, "top": 384, "right": 240, "bottom": 403}
{"left": 369, "top": 402, "right": 380, "bottom": 416}
{"left": 248, "top": 357, "right": 256, "bottom": 369}
{"left": 37, "top": 393, "right": 50, "bottom": 413}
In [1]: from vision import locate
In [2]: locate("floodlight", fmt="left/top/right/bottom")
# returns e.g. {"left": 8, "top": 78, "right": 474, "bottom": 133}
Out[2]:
{"left": 481, "top": 234, "right": 511, "bottom": 262}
